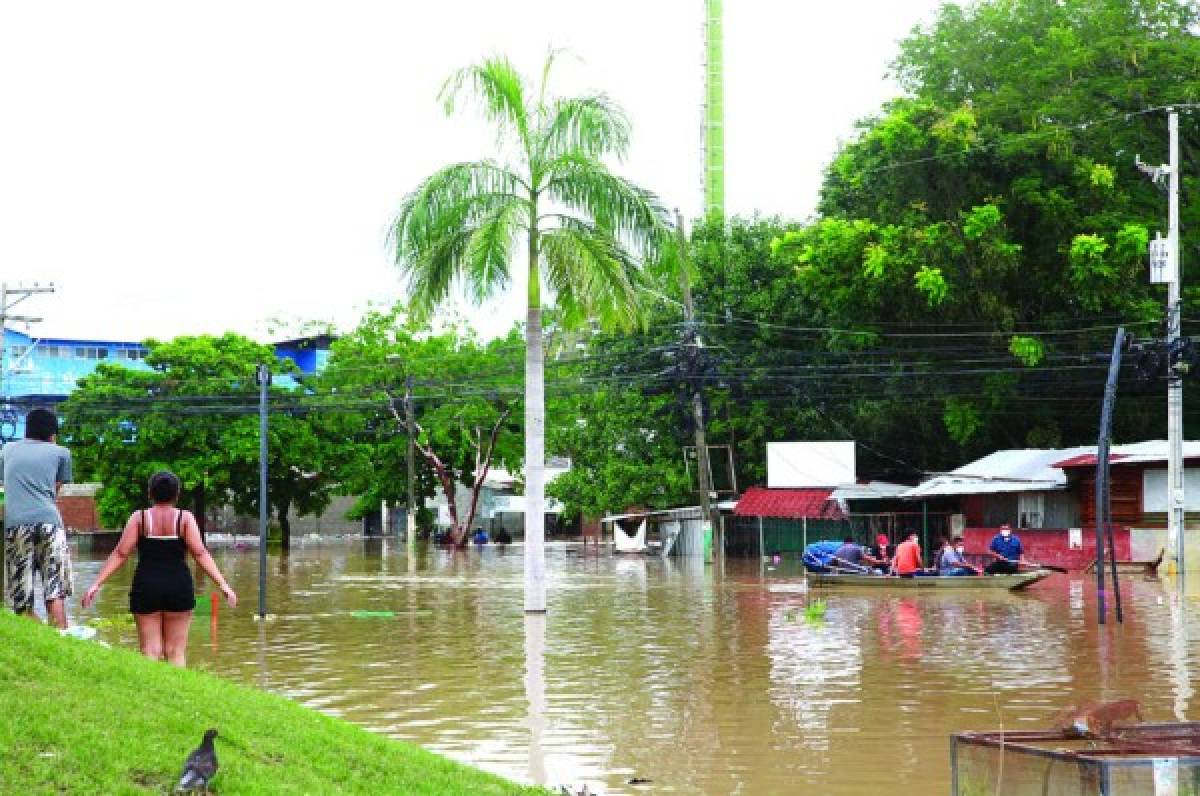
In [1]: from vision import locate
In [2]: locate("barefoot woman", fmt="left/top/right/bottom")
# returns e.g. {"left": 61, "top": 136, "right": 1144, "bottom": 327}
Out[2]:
{"left": 83, "top": 471, "right": 237, "bottom": 665}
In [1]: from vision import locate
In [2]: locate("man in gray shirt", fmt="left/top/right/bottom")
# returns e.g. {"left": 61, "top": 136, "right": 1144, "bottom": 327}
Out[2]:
{"left": 2, "top": 408, "right": 73, "bottom": 628}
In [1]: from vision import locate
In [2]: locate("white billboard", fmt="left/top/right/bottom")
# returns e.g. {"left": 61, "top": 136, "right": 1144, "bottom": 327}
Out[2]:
{"left": 766, "top": 441, "right": 856, "bottom": 488}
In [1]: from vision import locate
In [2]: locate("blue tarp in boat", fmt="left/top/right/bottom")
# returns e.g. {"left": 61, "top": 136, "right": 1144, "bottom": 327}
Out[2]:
{"left": 801, "top": 540, "right": 846, "bottom": 573}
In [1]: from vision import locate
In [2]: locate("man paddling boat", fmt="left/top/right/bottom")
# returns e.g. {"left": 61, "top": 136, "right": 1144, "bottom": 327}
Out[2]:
{"left": 985, "top": 524, "right": 1029, "bottom": 575}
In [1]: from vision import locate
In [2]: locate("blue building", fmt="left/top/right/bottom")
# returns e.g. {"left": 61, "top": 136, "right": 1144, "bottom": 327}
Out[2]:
{"left": 1, "top": 328, "right": 332, "bottom": 439}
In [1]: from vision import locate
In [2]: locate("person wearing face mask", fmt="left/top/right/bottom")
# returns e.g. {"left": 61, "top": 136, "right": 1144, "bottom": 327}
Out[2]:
{"left": 938, "top": 535, "right": 981, "bottom": 576}
{"left": 984, "top": 523, "right": 1027, "bottom": 574}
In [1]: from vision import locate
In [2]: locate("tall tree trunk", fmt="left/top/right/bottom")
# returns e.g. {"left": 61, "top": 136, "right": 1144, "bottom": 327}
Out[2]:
{"left": 462, "top": 409, "right": 511, "bottom": 542}
{"left": 525, "top": 220, "right": 546, "bottom": 613}
{"left": 278, "top": 497, "right": 292, "bottom": 551}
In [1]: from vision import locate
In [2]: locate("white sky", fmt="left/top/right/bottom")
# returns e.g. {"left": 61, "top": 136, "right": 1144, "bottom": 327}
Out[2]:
{"left": 0, "top": 0, "right": 943, "bottom": 343}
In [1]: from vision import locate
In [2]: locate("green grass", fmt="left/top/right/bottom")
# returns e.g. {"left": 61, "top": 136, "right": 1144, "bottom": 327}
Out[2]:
{"left": 0, "top": 612, "right": 548, "bottom": 795}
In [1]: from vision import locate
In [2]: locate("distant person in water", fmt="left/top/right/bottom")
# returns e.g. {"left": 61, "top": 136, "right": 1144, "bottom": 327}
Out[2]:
{"left": 890, "top": 531, "right": 925, "bottom": 576}
{"left": 985, "top": 524, "right": 1027, "bottom": 575}
{"left": 83, "top": 471, "right": 237, "bottom": 666}
{"left": 472, "top": 528, "right": 488, "bottom": 546}
{"left": 493, "top": 527, "right": 512, "bottom": 545}
{"left": 937, "top": 536, "right": 981, "bottom": 576}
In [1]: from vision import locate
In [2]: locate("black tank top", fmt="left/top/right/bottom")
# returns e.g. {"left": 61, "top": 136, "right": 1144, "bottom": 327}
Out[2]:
{"left": 133, "top": 509, "right": 188, "bottom": 572}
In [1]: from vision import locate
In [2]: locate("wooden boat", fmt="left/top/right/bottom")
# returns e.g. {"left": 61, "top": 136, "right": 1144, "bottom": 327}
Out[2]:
{"left": 803, "top": 569, "right": 1053, "bottom": 591}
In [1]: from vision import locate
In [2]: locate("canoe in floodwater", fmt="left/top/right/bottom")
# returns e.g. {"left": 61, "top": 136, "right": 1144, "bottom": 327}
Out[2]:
{"left": 803, "top": 570, "right": 1053, "bottom": 591}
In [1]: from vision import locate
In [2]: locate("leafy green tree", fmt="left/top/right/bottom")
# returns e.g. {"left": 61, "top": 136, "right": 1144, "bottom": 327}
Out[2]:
{"left": 764, "top": 0, "right": 1200, "bottom": 457}
{"left": 63, "top": 334, "right": 333, "bottom": 546}
{"left": 388, "top": 53, "right": 665, "bottom": 610}
{"left": 318, "top": 306, "right": 523, "bottom": 546}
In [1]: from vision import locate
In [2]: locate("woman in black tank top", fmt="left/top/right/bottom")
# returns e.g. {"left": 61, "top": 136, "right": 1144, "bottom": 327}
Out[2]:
{"left": 83, "top": 471, "right": 237, "bottom": 666}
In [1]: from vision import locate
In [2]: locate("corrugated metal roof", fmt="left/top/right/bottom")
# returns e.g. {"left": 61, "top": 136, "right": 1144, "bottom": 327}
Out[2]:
{"left": 734, "top": 486, "right": 845, "bottom": 519}
{"left": 901, "top": 447, "right": 1092, "bottom": 499}
{"left": 1053, "top": 440, "right": 1200, "bottom": 468}
{"left": 903, "top": 439, "right": 1200, "bottom": 499}
{"left": 830, "top": 481, "right": 911, "bottom": 501}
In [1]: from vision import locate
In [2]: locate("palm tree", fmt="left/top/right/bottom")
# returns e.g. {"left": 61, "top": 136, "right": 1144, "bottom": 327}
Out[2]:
{"left": 389, "top": 53, "right": 666, "bottom": 612}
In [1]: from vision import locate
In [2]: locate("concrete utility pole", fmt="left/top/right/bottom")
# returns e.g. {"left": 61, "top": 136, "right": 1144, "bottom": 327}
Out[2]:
{"left": 405, "top": 374, "right": 417, "bottom": 555}
{"left": 675, "top": 210, "right": 720, "bottom": 560}
{"left": 1168, "top": 109, "right": 1185, "bottom": 574}
{"left": 0, "top": 282, "right": 55, "bottom": 407}
{"left": 1140, "top": 109, "right": 1185, "bottom": 574}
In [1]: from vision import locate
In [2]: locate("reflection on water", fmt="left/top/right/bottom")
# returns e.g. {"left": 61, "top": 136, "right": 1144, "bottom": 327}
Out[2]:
{"left": 68, "top": 540, "right": 1200, "bottom": 795}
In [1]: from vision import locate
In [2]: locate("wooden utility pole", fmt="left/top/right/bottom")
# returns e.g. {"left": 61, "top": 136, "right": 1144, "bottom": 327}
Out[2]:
{"left": 674, "top": 210, "right": 720, "bottom": 560}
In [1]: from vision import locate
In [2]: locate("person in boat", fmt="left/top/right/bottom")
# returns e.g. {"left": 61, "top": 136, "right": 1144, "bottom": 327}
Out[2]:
{"left": 984, "top": 523, "right": 1027, "bottom": 574}
{"left": 937, "top": 536, "right": 982, "bottom": 576}
{"left": 831, "top": 537, "right": 865, "bottom": 569}
{"left": 866, "top": 533, "right": 894, "bottom": 568}
{"left": 890, "top": 530, "right": 926, "bottom": 576}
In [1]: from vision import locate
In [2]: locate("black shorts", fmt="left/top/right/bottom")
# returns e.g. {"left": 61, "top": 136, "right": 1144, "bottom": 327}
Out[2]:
{"left": 129, "top": 569, "right": 195, "bottom": 614}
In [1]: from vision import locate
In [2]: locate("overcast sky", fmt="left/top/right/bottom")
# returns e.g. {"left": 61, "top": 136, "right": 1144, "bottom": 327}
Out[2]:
{"left": 0, "top": 0, "right": 944, "bottom": 343}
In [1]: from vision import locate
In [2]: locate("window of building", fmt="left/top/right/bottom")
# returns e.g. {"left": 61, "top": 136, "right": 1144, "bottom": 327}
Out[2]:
{"left": 115, "top": 348, "right": 146, "bottom": 361}
{"left": 9, "top": 345, "right": 28, "bottom": 359}
{"left": 1018, "top": 492, "right": 1045, "bottom": 529}
{"left": 73, "top": 346, "right": 108, "bottom": 360}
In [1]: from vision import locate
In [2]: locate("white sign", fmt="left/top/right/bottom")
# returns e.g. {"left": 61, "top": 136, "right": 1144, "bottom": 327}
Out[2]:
{"left": 766, "top": 441, "right": 856, "bottom": 488}
{"left": 489, "top": 495, "right": 565, "bottom": 515}
{"left": 1068, "top": 527, "right": 1082, "bottom": 550}
{"left": 1154, "top": 757, "right": 1179, "bottom": 796}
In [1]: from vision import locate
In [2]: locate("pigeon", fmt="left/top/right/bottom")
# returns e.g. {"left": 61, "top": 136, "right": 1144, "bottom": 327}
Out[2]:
{"left": 177, "top": 729, "right": 219, "bottom": 792}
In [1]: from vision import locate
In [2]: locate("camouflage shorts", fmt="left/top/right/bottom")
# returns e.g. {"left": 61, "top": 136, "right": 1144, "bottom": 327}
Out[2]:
{"left": 4, "top": 524, "right": 73, "bottom": 613}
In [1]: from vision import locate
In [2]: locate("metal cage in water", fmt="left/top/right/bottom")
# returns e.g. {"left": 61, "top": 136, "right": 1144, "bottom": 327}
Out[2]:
{"left": 952, "top": 724, "right": 1200, "bottom": 795}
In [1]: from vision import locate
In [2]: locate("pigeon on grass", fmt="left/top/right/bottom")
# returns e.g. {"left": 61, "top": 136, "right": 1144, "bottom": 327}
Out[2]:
{"left": 177, "top": 728, "right": 219, "bottom": 792}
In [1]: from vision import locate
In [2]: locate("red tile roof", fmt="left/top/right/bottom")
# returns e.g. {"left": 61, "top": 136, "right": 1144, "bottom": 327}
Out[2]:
{"left": 734, "top": 486, "right": 845, "bottom": 519}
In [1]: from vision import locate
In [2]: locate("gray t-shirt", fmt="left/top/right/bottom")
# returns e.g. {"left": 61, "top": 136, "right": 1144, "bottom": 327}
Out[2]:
{"left": 1, "top": 438, "right": 72, "bottom": 528}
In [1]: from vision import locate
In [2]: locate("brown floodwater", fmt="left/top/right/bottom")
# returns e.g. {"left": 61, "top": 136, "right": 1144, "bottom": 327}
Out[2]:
{"left": 66, "top": 539, "right": 1200, "bottom": 794}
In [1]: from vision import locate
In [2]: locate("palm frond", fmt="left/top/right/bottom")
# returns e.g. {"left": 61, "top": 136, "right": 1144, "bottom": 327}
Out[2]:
{"left": 538, "top": 217, "right": 646, "bottom": 331}
{"left": 390, "top": 160, "right": 526, "bottom": 255}
{"left": 541, "top": 155, "right": 670, "bottom": 256}
{"left": 537, "top": 94, "right": 631, "bottom": 162}
{"left": 440, "top": 57, "right": 532, "bottom": 152}
{"left": 461, "top": 201, "right": 523, "bottom": 304}
{"left": 389, "top": 160, "right": 528, "bottom": 317}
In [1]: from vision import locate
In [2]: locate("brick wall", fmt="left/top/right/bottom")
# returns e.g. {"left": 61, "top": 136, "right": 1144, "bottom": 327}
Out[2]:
{"left": 57, "top": 495, "right": 99, "bottom": 531}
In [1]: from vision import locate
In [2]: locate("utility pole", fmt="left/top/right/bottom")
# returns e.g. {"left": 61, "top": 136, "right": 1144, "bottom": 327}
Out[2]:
{"left": 405, "top": 374, "right": 417, "bottom": 555}
{"left": 1168, "top": 109, "right": 1185, "bottom": 575}
{"left": 675, "top": 210, "right": 720, "bottom": 561}
{"left": 1140, "top": 108, "right": 1185, "bottom": 574}
{"left": 256, "top": 363, "right": 270, "bottom": 618}
{"left": 0, "top": 282, "right": 55, "bottom": 410}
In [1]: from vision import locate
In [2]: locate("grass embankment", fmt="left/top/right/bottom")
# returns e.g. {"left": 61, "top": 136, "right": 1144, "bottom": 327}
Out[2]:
{"left": 0, "top": 613, "right": 546, "bottom": 795}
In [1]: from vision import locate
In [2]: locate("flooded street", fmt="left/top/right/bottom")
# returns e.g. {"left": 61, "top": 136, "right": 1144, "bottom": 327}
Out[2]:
{"left": 69, "top": 540, "right": 1200, "bottom": 794}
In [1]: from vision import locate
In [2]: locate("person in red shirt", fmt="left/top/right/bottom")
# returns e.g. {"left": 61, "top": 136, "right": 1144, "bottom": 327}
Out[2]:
{"left": 891, "top": 531, "right": 925, "bottom": 576}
